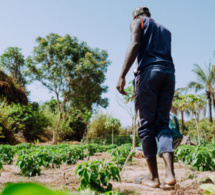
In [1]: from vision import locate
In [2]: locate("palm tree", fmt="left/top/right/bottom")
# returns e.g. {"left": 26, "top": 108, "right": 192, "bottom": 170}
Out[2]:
{"left": 186, "top": 63, "right": 215, "bottom": 123}
{"left": 105, "top": 117, "right": 121, "bottom": 145}
{"left": 172, "top": 93, "right": 185, "bottom": 134}
{"left": 171, "top": 90, "right": 191, "bottom": 134}
{"left": 182, "top": 94, "right": 207, "bottom": 145}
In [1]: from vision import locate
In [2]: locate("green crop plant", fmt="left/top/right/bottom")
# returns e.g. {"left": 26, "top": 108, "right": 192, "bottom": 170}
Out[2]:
{"left": 175, "top": 144, "right": 215, "bottom": 171}
{"left": 16, "top": 153, "right": 42, "bottom": 177}
{"left": 75, "top": 159, "right": 121, "bottom": 193}
{"left": 108, "top": 144, "right": 135, "bottom": 166}
{"left": 0, "top": 145, "right": 15, "bottom": 164}
{"left": 200, "top": 175, "right": 215, "bottom": 194}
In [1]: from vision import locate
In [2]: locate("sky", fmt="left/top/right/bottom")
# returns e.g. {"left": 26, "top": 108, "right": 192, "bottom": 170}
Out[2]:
{"left": 0, "top": 0, "right": 215, "bottom": 127}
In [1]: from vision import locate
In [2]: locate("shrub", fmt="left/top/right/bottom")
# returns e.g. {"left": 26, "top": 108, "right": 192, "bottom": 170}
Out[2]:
{"left": 0, "top": 145, "right": 15, "bottom": 164}
{"left": 108, "top": 143, "right": 135, "bottom": 167}
{"left": 175, "top": 144, "right": 215, "bottom": 171}
{"left": 0, "top": 70, "right": 28, "bottom": 105}
{"left": 3, "top": 103, "right": 50, "bottom": 140}
{"left": 183, "top": 118, "right": 215, "bottom": 142}
{"left": 75, "top": 159, "right": 121, "bottom": 193}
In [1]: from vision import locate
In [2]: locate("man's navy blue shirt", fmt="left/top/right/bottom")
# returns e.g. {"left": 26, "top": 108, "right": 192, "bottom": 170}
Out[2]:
{"left": 135, "top": 16, "right": 174, "bottom": 72}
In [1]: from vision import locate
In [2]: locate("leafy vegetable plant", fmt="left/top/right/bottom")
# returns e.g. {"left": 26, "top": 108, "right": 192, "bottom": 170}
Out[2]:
{"left": 200, "top": 175, "right": 215, "bottom": 195}
{"left": 75, "top": 159, "right": 121, "bottom": 193}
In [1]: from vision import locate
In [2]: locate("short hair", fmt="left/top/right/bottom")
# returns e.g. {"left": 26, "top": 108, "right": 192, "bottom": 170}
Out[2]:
{"left": 132, "top": 7, "right": 151, "bottom": 18}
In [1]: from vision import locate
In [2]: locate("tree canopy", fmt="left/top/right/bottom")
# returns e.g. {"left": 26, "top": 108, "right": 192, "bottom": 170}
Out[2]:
{"left": 0, "top": 47, "right": 26, "bottom": 87}
{"left": 26, "top": 33, "right": 109, "bottom": 113}
{"left": 25, "top": 33, "right": 110, "bottom": 143}
{"left": 185, "top": 63, "right": 215, "bottom": 123}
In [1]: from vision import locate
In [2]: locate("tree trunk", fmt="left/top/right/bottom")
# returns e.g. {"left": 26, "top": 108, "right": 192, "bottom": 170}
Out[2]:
{"left": 112, "top": 126, "right": 114, "bottom": 145}
{"left": 181, "top": 110, "right": 184, "bottom": 134}
{"left": 87, "top": 125, "right": 90, "bottom": 160}
{"left": 209, "top": 97, "right": 213, "bottom": 123}
{"left": 194, "top": 115, "right": 201, "bottom": 145}
{"left": 133, "top": 111, "right": 136, "bottom": 149}
{"left": 53, "top": 111, "right": 62, "bottom": 144}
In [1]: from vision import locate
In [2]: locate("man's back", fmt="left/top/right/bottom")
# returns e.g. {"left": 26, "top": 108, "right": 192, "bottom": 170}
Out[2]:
{"left": 137, "top": 17, "right": 174, "bottom": 71}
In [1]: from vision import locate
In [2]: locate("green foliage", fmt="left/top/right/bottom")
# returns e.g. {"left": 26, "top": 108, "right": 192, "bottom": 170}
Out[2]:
{"left": 15, "top": 143, "right": 33, "bottom": 150}
{"left": 102, "top": 192, "right": 123, "bottom": 195}
{"left": 94, "top": 144, "right": 117, "bottom": 153}
{"left": 123, "top": 81, "right": 134, "bottom": 103}
{"left": 15, "top": 144, "right": 86, "bottom": 176}
{"left": 3, "top": 103, "right": 50, "bottom": 140}
{"left": 105, "top": 118, "right": 121, "bottom": 134}
{"left": 200, "top": 175, "right": 215, "bottom": 195}
{"left": 186, "top": 63, "right": 215, "bottom": 123}
{"left": 82, "top": 144, "right": 117, "bottom": 155}
{"left": 75, "top": 160, "right": 121, "bottom": 193}
{"left": 0, "top": 145, "right": 15, "bottom": 164}
{"left": 26, "top": 33, "right": 109, "bottom": 115}
{"left": 183, "top": 118, "right": 215, "bottom": 142}
{"left": 109, "top": 144, "right": 135, "bottom": 167}
{"left": 0, "top": 110, "right": 17, "bottom": 145}
{"left": 0, "top": 70, "right": 28, "bottom": 105}
{"left": 41, "top": 97, "right": 59, "bottom": 114}
{"left": 1, "top": 182, "right": 121, "bottom": 195}
{"left": 25, "top": 33, "right": 110, "bottom": 142}
{"left": 69, "top": 112, "right": 87, "bottom": 141}
{"left": 175, "top": 144, "right": 215, "bottom": 171}
{"left": 0, "top": 47, "right": 26, "bottom": 86}
{"left": 1, "top": 183, "right": 68, "bottom": 195}
{"left": 88, "top": 112, "right": 121, "bottom": 140}
{"left": 16, "top": 152, "right": 42, "bottom": 176}
{"left": 88, "top": 112, "right": 109, "bottom": 139}
{"left": 89, "top": 135, "right": 140, "bottom": 146}
{"left": 0, "top": 159, "right": 3, "bottom": 171}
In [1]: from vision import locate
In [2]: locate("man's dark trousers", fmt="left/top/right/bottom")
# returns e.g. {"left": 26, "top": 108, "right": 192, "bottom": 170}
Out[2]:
{"left": 135, "top": 65, "right": 175, "bottom": 159}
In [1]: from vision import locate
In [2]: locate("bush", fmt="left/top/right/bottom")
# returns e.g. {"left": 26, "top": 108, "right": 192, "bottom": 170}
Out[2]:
{"left": 183, "top": 118, "right": 215, "bottom": 142}
{"left": 0, "top": 103, "right": 50, "bottom": 141}
{"left": 0, "top": 145, "right": 16, "bottom": 164}
{"left": 0, "top": 70, "right": 28, "bottom": 105}
{"left": 75, "top": 159, "right": 120, "bottom": 193}
{"left": 108, "top": 143, "right": 135, "bottom": 167}
{"left": 89, "top": 135, "right": 141, "bottom": 146}
{"left": 175, "top": 144, "right": 215, "bottom": 171}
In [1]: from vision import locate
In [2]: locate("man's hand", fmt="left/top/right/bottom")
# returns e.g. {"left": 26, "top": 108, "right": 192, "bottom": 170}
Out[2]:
{"left": 116, "top": 77, "right": 127, "bottom": 95}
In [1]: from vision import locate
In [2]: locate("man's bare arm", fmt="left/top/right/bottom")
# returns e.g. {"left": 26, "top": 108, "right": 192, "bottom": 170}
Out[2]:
{"left": 116, "top": 18, "right": 142, "bottom": 95}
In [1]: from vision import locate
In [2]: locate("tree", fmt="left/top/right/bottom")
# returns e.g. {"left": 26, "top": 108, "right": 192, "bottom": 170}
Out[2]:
{"left": 105, "top": 117, "right": 121, "bottom": 145}
{"left": 186, "top": 63, "right": 215, "bottom": 123}
{"left": 25, "top": 33, "right": 110, "bottom": 143}
{"left": 182, "top": 94, "right": 207, "bottom": 145}
{"left": 172, "top": 90, "right": 190, "bottom": 134}
{"left": 0, "top": 47, "right": 26, "bottom": 86}
{"left": 83, "top": 110, "right": 92, "bottom": 160}
{"left": 88, "top": 111, "right": 108, "bottom": 139}
{"left": 0, "top": 70, "right": 28, "bottom": 105}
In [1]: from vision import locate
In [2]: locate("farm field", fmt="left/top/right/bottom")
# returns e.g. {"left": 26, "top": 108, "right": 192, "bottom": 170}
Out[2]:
{"left": 0, "top": 143, "right": 213, "bottom": 195}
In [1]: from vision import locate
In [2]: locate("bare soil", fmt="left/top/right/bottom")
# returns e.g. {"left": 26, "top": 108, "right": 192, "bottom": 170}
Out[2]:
{"left": 0, "top": 151, "right": 210, "bottom": 195}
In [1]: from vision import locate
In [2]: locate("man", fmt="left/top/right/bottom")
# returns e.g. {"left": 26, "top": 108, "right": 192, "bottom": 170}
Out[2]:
{"left": 116, "top": 7, "right": 176, "bottom": 189}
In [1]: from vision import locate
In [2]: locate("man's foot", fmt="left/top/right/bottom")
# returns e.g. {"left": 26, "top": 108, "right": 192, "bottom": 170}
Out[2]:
{"left": 164, "top": 174, "right": 176, "bottom": 185}
{"left": 134, "top": 175, "right": 160, "bottom": 188}
{"left": 161, "top": 152, "right": 176, "bottom": 185}
{"left": 142, "top": 176, "right": 160, "bottom": 188}
{"left": 160, "top": 182, "right": 175, "bottom": 190}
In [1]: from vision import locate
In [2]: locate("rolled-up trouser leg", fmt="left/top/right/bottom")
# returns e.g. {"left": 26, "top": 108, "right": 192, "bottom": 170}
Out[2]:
{"left": 155, "top": 69, "right": 175, "bottom": 154}
{"left": 135, "top": 66, "right": 175, "bottom": 158}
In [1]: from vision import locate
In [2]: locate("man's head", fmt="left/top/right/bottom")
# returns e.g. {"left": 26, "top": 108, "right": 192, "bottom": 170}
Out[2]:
{"left": 132, "top": 7, "right": 151, "bottom": 19}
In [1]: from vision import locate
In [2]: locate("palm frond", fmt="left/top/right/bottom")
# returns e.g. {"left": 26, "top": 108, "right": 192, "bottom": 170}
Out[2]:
{"left": 176, "top": 87, "right": 188, "bottom": 94}
{"left": 193, "top": 64, "right": 207, "bottom": 84}
{"left": 186, "top": 81, "right": 204, "bottom": 93}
